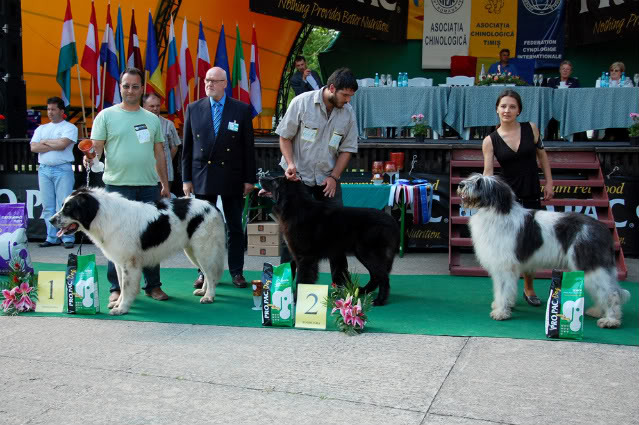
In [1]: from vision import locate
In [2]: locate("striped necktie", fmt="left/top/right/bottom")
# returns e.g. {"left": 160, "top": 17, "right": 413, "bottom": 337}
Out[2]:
{"left": 213, "top": 102, "right": 222, "bottom": 137}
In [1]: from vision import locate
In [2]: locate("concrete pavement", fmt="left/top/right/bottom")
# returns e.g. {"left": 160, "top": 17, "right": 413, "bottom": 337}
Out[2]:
{"left": 0, "top": 244, "right": 637, "bottom": 424}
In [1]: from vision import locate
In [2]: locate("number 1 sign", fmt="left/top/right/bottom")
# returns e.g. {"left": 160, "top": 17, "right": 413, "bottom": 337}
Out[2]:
{"left": 34, "top": 271, "right": 66, "bottom": 313}
{"left": 295, "top": 284, "right": 329, "bottom": 330}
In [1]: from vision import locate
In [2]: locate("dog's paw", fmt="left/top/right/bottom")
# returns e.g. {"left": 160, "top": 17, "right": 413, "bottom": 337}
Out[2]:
{"left": 490, "top": 309, "right": 511, "bottom": 321}
{"left": 586, "top": 306, "right": 603, "bottom": 318}
{"left": 372, "top": 297, "right": 387, "bottom": 306}
{"left": 193, "top": 288, "right": 205, "bottom": 297}
{"left": 109, "top": 307, "right": 128, "bottom": 316}
{"left": 200, "top": 296, "right": 214, "bottom": 304}
{"left": 597, "top": 317, "right": 621, "bottom": 328}
{"left": 107, "top": 301, "right": 117, "bottom": 309}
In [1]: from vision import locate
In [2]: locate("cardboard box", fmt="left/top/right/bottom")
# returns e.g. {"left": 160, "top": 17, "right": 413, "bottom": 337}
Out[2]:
{"left": 248, "top": 234, "right": 281, "bottom": 246}
{"left": 247, "top": 245, "right": 281, "bottom": 256}
{"left": 247, "top": 222, "right": 279, "bottom": 235}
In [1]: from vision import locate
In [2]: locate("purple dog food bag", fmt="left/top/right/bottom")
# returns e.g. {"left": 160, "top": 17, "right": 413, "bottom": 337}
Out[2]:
{"left": 0, "top": 204, "right": 34, "bottom": 275}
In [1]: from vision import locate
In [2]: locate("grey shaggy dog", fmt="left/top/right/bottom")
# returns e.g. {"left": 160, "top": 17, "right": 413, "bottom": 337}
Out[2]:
{"left": 457, "top": 173, "right": 630, "bottom": 328}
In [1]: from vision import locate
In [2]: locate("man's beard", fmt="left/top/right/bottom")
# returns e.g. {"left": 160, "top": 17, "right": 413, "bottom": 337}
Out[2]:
{"left": 327, "top": 93, "right": 344, "bottom": 109}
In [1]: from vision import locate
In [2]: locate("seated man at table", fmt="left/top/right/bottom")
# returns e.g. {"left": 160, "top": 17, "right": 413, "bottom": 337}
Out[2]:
{"left": 488, "top": 48, "right": 519, "bottom": 76}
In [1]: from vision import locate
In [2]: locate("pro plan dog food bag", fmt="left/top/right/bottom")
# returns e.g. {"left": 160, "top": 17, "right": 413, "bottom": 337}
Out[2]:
{"left": 545, "top": 270, "right": 585, "bottom": 340}
{"left": 65, "top": 253, "right": 100, "bottom": 315}
{"left": 261, "top": 262, "right": 295, "bottom": 327}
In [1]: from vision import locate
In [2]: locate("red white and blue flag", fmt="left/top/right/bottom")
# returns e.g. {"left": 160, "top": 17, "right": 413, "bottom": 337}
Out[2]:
{"left": 165, "top": 15, "right": 181, "bottom": 118}
{"left": 80, "top": 0, "right": 100, "bottom": 108}
{"left": 178, "top": 18, "right": 194, "bottom": 117}
{"left": 249, "top": 25, "right": 262, "bottom": 117}
{"left": 194, "top": 19, "right": 210, "bottom": 101}
{"left": 99, "top": 3, "right": 121, "bottom": 107}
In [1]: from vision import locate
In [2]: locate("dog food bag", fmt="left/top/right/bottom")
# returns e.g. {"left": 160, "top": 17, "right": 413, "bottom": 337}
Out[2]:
{"left": 65, "top": 253, "right": 100, "bottom": 315}
{"left": 0, "top": 203, "right": 34, "bottom": 275}
{"left": 545, "top": 270, "right": 585, "bottom": 340}
{"left": 261, "top": 262, "right": 295, "bottom": 327}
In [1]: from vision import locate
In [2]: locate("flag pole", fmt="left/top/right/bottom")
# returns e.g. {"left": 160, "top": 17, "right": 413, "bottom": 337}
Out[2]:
{"left": 75, "top": 64, "right": 88, "bottom": 138}
{"left": 100, "top": 63, "right": 106, "bottom": 110}
{"left": 90, "top": 77, "right": 94, "bottom": 122}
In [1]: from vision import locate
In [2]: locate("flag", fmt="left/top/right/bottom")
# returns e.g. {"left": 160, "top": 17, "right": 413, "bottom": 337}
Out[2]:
{"left": 99, "top": 3, "right": 121, "bottom": 107}
{"left": 178, "top": 17, "right": 194, "bottom": 114}
{"left": 80, "top": 0, "right": 100, "bottom": 107}
{"left": 165, "top": 15, "right": 181, "bottom": 117}
{"left": 231, "top": 25, "right": 249, "bottom": 103}
{"left": 194, "top": 19, "right": 210, "bottom": 100}
{"left": 126, "top": 9, "right": 143, "bottom": 70}
{"left": 145, "top": 9, "right": 165, "bottom": 98}
{"left": 114, "top": 6, "right": 126, "bottom": 73}
{"left": 56, "top": 0, "right": 78, "bottom": 107}
{"left": 249, "top": 25, "right": 262, "bottom": 117}
{"left": 214, "top": 23, "right": 232, "bottom": 99}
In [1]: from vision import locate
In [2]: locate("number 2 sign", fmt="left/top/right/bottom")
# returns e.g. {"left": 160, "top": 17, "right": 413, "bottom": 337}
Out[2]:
{"left": 295, "top": 284, "right": 328, "bottom": 330}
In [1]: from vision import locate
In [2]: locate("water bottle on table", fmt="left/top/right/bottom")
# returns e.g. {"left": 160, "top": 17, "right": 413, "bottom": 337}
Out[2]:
{"left": 374, "top": 72, "right": 379, "bottom": 87}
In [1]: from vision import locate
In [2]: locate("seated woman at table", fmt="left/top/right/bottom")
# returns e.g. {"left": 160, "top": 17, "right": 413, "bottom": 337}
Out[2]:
{"left": 544, "top": 60, "right": 580, "bottom": 88}
{"left": 607, "top": 61, "right": 634, "bottom": 88}
{"left": 482, "top": 90, "right": 554, "bottom": 307}
{"left": 603, "top": 62, "right": 634, "bottom": 140}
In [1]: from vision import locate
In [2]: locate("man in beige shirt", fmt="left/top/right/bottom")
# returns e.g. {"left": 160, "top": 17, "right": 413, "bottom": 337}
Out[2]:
{"left": 274, "top": 67, "right": 359, "bottom": 275}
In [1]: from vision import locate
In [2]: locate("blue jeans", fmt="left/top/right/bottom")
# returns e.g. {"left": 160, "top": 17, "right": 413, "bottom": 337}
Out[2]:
{"left": 38, "top": 164, "right": 76, "bottom": 244}
{"left": 104, "top": 184, "right": 161, "bottom": 293}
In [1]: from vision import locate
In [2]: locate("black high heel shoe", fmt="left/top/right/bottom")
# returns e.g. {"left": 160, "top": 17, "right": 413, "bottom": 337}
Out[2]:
{"left": 524, "top": 292, "right": 541, "bottom": 307}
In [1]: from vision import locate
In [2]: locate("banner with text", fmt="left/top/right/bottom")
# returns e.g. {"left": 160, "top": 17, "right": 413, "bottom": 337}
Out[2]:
{"left": 469, "top": 0, "right": 518, "bottom": 59}
{"left": 249, "top": 0, "right": 409, "bottom": 42}
{"left": 421, "top": 0, "right": 471, "bottom": 69}
{"left": 515, "top": 0, "right": 565, "bottom": 68}
{"left": 567, "top": 0, "right": 639, "bottom": 45}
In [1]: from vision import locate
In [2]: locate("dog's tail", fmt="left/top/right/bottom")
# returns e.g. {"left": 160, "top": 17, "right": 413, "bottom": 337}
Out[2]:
{"left": 620, "top": 288, "right": 631, "bottom": 305}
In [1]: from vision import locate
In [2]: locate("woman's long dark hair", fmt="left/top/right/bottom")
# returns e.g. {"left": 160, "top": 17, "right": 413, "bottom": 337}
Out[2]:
{"left": 495, "top": 89, "right": 523, "bottom": 113}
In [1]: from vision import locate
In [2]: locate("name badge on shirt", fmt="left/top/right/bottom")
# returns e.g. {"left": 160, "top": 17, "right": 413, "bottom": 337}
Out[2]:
{"left": 134, "top": 124, "right": 151, "bottom": 144}
{"left": 328, "top": 131, "right": 343, "bottom": 149}
{"left": 301, "top": 126, "right": 318, "bottom": 143}
{"left": 227, "top": 120, "right": 239, "bottom": 132}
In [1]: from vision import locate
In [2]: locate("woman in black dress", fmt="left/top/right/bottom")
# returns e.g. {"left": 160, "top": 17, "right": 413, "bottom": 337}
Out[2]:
{"left": 481, "top": 90, "right": 554, "bottom": 306}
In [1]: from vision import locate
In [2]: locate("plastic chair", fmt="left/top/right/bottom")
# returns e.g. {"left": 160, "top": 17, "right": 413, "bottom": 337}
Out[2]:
{"left": 445, "top": 76, "right": 475, "bottom": 87}
{"left": 407, "top": 77, "right": 433, "bottom": 87}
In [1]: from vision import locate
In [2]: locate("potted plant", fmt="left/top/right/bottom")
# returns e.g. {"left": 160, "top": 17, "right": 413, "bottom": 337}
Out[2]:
{"left": 477, "top": 72, "right": 527, "bottom": 86}
{"left": 411, "top": 113, "right": 427, "bottom": 142}
{"left": 629, "top": 113, "right": 639, "bottom": 146}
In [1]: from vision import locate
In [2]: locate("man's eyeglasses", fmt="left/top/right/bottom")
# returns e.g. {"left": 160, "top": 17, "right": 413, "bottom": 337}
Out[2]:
{"left": 205, "top": 79, "right": 226, "bottom": 84}
{"left": 610, "top": 69, "right": 621, "bottom": 72}
{"left": 121, "top": 84, "right": 141, "bottom": 90}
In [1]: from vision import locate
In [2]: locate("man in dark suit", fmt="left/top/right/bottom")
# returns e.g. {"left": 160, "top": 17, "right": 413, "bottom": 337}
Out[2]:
{"left": 290, "top": 55, "right": 323, "bottom": 96}
{"left": 182, "top": 66, "right": 256, "bottom": 289}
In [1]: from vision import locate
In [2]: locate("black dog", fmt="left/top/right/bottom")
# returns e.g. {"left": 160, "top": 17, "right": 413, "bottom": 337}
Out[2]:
{"left": 259, "top": 176, "right": 399, "bottom": 306}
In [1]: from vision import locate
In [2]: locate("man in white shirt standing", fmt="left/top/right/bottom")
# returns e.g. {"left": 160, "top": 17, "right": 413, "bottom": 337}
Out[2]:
{"left": 30, "top": 96, "right": 78, "bottom": 249}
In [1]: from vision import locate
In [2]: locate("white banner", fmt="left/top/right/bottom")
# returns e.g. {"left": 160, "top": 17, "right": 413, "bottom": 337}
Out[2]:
{"left": 422, "top": 0, "right": 471, "bottom": 69}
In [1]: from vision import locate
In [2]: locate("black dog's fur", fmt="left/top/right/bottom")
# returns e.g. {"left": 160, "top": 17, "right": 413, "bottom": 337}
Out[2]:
{"left": 260, "top": 177, "right": 399, "bottom": 306}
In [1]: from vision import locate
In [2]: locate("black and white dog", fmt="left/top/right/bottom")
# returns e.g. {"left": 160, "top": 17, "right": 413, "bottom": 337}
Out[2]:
{"left": 457, "top": 173, "right": 630, "bottom": 328}
{"left": 259, "top": 176, "right": 399, "bottom": 306}
{"left": 50, "top": 188, "right": 225, "bottom": 315}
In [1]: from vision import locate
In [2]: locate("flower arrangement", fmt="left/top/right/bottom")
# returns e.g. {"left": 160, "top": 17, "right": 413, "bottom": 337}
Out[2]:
{"left": 629, "top": 113, "right": 639, "bottom": 137}
{"left": 477, "top": 72, "right": 527, "bottom": 86}
{"left": 323, "top": 275, "right": 373, "bottom": 336}
{"left": 411, "top": 113, "right": 428, "bottom": 137}
{"left": 1, "top": 254, "right": 38, "bottom": 315}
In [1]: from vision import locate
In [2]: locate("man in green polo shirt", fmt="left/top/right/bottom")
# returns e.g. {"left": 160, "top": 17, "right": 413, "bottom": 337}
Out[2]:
{"left": 86, "top": 67, "right": 170, "bottom": 306}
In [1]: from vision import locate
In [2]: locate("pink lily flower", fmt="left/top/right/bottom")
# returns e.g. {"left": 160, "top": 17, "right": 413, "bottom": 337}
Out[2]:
{"left": 1, "top": 288, "right": 17, "bottom": 311}
{"left": 14, "top": 294, "right": 35, "bottom": 312}
{"left": 630, "top": 113, "right": 639, "bottom": 118}
{"left": 14, "top": 282, "right": 33, "bottom": 295}
{"left": 332, "top": 296, "right": 352, "bottom": 316}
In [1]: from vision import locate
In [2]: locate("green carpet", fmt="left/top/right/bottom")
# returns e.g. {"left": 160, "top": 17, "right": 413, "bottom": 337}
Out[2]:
{"left": 28, "top": 262, "right": 638, "bottom": 346}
